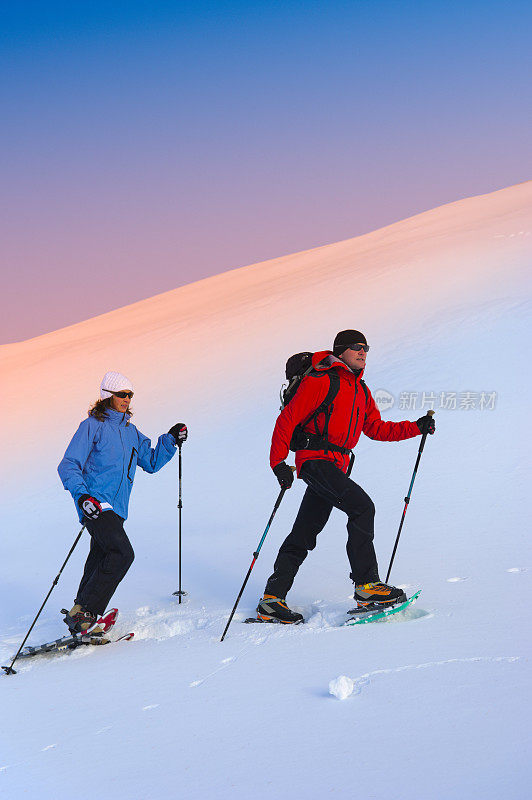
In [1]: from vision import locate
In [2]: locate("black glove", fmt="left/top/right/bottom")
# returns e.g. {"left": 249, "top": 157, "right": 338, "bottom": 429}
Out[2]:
{"left": 168, "top": 423, "right": 188, "bottom": 445}
{"left": 416, "top": 414, "right": 435, "bottom": 435}
{"left": 78, "top": 494, "right": 103, "bottom": 520}
{"left": 273, "top": 462, "right": 294, "bottom": 489}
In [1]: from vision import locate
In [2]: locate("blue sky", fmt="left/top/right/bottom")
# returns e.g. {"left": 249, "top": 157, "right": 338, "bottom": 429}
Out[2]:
{"left": 1, "top": 1, "right": 531, "bottom": 341}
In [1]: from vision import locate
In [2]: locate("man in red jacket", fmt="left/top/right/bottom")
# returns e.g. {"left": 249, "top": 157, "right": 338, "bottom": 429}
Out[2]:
{"left": 256, "top": 329, "right": 435, "bottom": 623}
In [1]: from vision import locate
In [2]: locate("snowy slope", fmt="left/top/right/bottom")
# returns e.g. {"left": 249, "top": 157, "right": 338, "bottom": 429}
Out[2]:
{"left": 1, "top": 183, "right": 531, "bottom": 799}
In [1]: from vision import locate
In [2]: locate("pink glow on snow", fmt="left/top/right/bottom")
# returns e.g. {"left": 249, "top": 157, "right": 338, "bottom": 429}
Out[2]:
{"left": 1, "top": 182, "right": 531, "bottom": 490}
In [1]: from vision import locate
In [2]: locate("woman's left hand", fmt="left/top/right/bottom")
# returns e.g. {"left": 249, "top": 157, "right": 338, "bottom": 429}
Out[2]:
{"left": 169, "top": 423, "right": 188, "bottom": 444}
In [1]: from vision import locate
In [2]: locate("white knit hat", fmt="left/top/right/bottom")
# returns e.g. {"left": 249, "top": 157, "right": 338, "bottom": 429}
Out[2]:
{"left": 100, "top": 371, "right": 134, "bottom": 399}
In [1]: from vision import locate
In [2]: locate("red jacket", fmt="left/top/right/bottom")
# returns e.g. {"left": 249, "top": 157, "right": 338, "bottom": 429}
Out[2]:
{"left": 270, "top": 351, "right": 420, "bottom": 475}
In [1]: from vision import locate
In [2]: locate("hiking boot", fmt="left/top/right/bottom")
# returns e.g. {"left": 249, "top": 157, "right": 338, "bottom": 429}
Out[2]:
{"left": 354, "top": 582, "right": 407, "bottom": 609}
{"left": 62, "top": 604, "right": 101, "bottom": 634}
{"left": 256, "top": 595, "right": 304, "bottom": 624}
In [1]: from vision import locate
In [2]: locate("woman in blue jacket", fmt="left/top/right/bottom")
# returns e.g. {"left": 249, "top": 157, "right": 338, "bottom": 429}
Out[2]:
{"left": 58, "top": 371, "right": 187, "bottom": 635}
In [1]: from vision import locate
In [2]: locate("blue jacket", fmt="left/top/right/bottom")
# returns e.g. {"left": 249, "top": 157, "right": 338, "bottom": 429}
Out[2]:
{"left": 58, "top": 408, "right": 176, "bottom": 521}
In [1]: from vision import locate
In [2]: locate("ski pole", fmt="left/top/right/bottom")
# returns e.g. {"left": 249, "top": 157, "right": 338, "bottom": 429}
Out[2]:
{"left": 172, "top": 442, "right": 187, "bottom": 603}
{"left": 385, "top": 410, "right": 435, "bottom": 582}
{"left": 2, "top": 526, "right": 85, "bottom": 676}
{"left": 221, "top": 479, "right": 292, "bottom": 642}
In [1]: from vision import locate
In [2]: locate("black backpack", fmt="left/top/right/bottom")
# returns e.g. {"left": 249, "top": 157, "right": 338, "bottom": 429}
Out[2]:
{"left": 280, "top": 352, "right": 321, "bottom": 409}
{"left": 280, "top": 352, "right": 368, "bottom": 455}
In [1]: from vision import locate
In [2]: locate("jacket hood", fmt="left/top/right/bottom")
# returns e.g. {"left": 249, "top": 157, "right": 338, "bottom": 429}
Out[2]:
{"left": 311, "top": 350, "right": 365, "bottom": 378}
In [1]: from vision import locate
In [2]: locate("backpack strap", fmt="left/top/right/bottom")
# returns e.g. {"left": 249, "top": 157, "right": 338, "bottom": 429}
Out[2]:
{"left": 299, "top": 370, "right": 340, "bottom": 431}
{"left": 290, "top": 372, "right": 369, "bottom": 455}
{"left": 290, "top": 370, "right": 344, "bottom": 454}
{"left": 360, "top": 378, "right": 369, "bottom": 421}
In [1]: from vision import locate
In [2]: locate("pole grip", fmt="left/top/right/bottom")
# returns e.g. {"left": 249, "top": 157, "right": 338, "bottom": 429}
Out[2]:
{"left": 418, "top": 409, "right": 435, "bottom": 454}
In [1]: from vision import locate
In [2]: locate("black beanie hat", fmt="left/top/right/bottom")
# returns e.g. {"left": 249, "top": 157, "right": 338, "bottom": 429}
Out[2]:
{"left": 333, "top": 330, "right": 367, "bottom": 356}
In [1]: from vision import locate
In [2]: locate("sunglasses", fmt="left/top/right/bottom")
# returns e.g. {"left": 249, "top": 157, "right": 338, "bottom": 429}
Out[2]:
{"left": 347, "top": 343, "right": 370, "bottom": 353}
{"left": 111, "top": 390, "right": 134, "bottom": 399}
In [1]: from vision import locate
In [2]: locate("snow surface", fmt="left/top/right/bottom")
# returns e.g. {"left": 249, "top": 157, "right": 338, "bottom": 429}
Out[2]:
{"left": 1, "top": 183, "right": 531, "bottom": 799}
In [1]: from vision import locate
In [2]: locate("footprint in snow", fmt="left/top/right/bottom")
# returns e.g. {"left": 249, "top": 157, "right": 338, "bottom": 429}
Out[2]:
{"left": 506, "top": 567, "right": 527, "bottom": 573}
{"left": 41, "top": 745, "right": 57, "bottom": 752}
{"left": 221, "top": 656, "right": 236, "bottom": 664}
{"left": 142, "top": 704, "right": 159, "bottom": 711}
{"left": 447, "top": 577, "right": 469, "bottom": 582}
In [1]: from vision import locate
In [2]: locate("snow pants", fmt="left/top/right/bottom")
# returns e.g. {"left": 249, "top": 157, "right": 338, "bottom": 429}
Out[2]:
{"left": 75, "top": 511, "right": 134, "bottom": 616}
{"left": 265, "top": 459, "right": 379, "bottom": 598}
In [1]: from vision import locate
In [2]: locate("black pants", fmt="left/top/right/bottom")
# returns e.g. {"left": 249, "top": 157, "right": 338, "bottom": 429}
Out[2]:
{"left": 76, "top": 511, "right": 135, "bottom": 616}
{"left": 265, "top": 459, "right": 379, "bottom": 598}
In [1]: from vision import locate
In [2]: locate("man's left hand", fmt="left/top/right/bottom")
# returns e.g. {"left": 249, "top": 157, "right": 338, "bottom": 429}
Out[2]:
{"left": 416, "top": 415, "right": 435, "bottom": 435}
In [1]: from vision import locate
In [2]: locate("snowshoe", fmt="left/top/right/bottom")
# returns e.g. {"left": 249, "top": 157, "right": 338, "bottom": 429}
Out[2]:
{"left": 61, "top": 606, "right": 118, "bottom": 637}
{"left": 346, "top": 590, "right": 421, "bottom": 625}
{"left": 62, "top": 604, "right": 99, "bottom": 634}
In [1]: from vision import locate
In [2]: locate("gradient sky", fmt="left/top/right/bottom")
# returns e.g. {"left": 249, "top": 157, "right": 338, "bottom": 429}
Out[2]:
{"left": 1, "top": 0, "right": 531, "bottom": 343}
